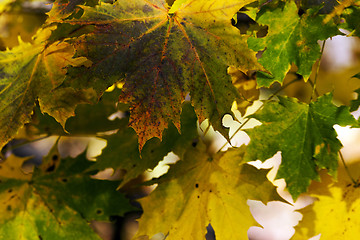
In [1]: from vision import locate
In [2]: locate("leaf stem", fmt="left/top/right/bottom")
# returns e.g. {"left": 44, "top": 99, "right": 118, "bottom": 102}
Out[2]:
{"left": 310, "top": 40, "right": 326, "bottom": 101}
{"left": 217, "top": 77, "right": 302, "bottom": 152}
{"left": 339, "top": 150, "right": 359, "bottom": 187}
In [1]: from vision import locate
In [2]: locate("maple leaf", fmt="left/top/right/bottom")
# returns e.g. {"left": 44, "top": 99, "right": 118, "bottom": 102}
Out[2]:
{"left": 0, "top": 26, "right": 93, "bottom": 150}
{"left": 135, "top": 143, "right": 280, "bottom": 239}
{"left": 244, "top": 93, "right": 358, "bottom": 199}
{"left": 91, "top": 103, "right": 198, "bottom": 188}
{"left": 247, "top": 1, "right": 340, "bottom": 87}
{"left": 292, "top": 161, "right": 360, "bottom": 239}
{"left": 0, "top": 144, "right": 135, "bottom": 239}
{"left": 30, "top": 88, "right": 125, "bottom": 136}
{"left": 58, "top": 0, "right": 263, "bottom": 149}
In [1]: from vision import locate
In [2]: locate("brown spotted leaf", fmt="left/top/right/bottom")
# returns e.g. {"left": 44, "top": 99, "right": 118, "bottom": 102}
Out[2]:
{"left": 59, "top": 0, "right": 262, "bottom": 149}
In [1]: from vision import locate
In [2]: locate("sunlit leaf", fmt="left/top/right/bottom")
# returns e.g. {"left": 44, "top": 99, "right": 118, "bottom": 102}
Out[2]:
{"left": 57, "top": 0, "right": 262, "bottom": 149}
{"left": 135, "top": 143, "right": 280, "bottom": 239}
{"left": 248, "top": 1, "right": 340, "bottom": 86}
{"left": 292, "top": 161, "right": 360, "bottom": 239}
{"left": 244, "top": 93, "right": 357, "bottom": 199}
{"left": 0, "top": 27, "right": 92, "bottom": 149}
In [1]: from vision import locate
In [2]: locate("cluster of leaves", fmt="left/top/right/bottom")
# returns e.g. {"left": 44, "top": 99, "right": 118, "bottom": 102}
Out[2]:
{"left": 1, "top": 0, "right": 360, "bottom": 239}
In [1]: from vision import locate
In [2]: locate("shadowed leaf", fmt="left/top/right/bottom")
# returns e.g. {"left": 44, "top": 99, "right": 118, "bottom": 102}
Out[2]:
{"left": 0, "top": 144, "right": 135, "bottom": 239}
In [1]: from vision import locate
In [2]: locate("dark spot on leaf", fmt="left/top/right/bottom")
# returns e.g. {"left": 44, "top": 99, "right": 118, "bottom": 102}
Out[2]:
{"left": 61, "top": 178, "right": 68, "bottom": 183}
{"left": 209, "top": 189, "right": 212, "bottom": 193}
{"left": 39, "top": 235, "right": 43, "bottom": 240}
{"left": 150, "top": 149, "right": 154, "bottom": 153}
{"left": 96, "top": 209, "right": 103, "bottom": 215}
{"left": 191, "top": 139, "right": 198, "bottom": 147}
{"left": 197, "top": 195, "right": 200, "bottom": 198}
{"left": 347, "top": 183, "right": 352, "bottom": 187}
{"left": 132, "top": 164, "right": 136, "bottom": 168}
{"left": 8, "top": 189, "right": 12, "bottom": 193}
{"left": 195, "top": 183, "right": 199, "bottom": 188}
{"left": 46, "top": 164, "right": 55, "bottom": 172}
{"left": 207, "top": 157, "right": 213, "bottom": 162}
{"left": 52, "top": 155, "right": 59, "bottom": 161}
{"left": 7, "top": 205, "right": 11, "bottom": 211}
{"left": 348, "top": 218, "right": 351, "bottom": 221}
{"left": 142, "top": 5, "right": 153, "bottom": 13}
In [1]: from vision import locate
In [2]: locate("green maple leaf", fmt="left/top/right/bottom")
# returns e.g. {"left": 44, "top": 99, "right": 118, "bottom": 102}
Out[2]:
{"left": 31, "top": 88, "right": 126, "bottom": 136}
{"left": 247, "top": 1, "right": 340, "bottom": 87}
{"left": 0, "top": 27, "right": 94, "bottom": 150}
{"left": 136, "top": 143, "right": 280, "bottom": 239}
{"left": 293, "top": 162, "right": 360, "bottom": 239}
{"left": 244, "top": 93, "right": 357, "bottom": 199}
{"left": 0, "top": 144, "right": 135, "bottom": 239}
{"left": 56, "top": 0, "right": 263, "bottom": 149}
{"left": 91, "top": 103, "right": 198, "bottom": 188}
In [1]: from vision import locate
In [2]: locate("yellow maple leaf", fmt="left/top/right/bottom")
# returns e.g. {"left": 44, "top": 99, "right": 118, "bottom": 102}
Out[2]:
{"left": 135, "top": 143, "right": 280, "bottom": 239}
{"left": 293, "top": 161, "right": 360, "bottom": 239}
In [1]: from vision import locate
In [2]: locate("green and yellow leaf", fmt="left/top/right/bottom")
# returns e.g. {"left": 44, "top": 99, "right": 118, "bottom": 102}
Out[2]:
{"left": 293, "top": 161, "right": 360, "bottom": 239}
{"left": 0, "top": 144, "right": 135, "bottom": 239}
{"left": 248, "top": 1, "right": 340, "bottom": 87}
{"left": 58, "top": 0, "right": 262, "bottom": 149}
{"left": 136, "top": 143, "right": 280, "bottom": 239}
{"left": 244, "top": 93, "right": 357, "bottom": 199}
{"left": 0, "top": 26, "right": 92, "bottom": 149}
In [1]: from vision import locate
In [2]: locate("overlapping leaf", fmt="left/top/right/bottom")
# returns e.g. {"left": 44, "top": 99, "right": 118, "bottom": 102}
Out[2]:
{"left": 57, "top": 0, "right": 262, "bottom": 149}
{"left": 293, "top": 161, "right": 360, "bottom": 239}
{"left": 91, "top": 103, "right": 198, "bottom": 188}
{"left": 0, "top": 26, "right": 93, "bottom": 150}
{"left": 31, "top": 88, "right": 125, "bottom": 136}
{"left": 340, "top": 5, "right": 360, "bottom": 37}
{"left": 135, "top": 143, "right": 280, "bottom": 240}
{"left": 0, "top": 144, "right": 135, "bottom": 239}
{"left": 244, "top": 93, "right": 357, "bottom": 199}
{"left": 247, "top": 1, "right": 340, "bottom": 87}
{"left": 227, "top": 66, "right": 259, "bottom": 115}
